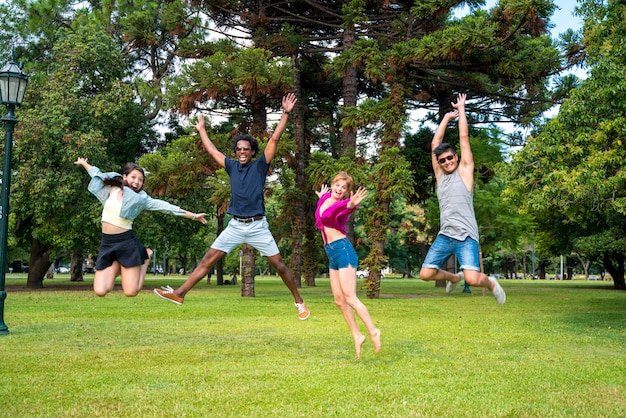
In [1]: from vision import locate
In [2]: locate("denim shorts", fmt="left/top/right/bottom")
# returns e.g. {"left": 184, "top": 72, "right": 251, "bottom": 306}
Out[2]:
{"left": 324, "top": 238, "right": 358, "bottom": 270}
{"left": 211, "top": 217, "right": 280, "bottom": 257}
{"left": 421, "top": 234, "right": 480, "bottom": 272}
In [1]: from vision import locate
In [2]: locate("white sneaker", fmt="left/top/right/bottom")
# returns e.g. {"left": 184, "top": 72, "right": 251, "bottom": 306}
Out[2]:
{"left": 446, "top": 271, "right": 463, "bottom": 293}
{"left": 488, "top": 276, "right": 506, "bottom": 304}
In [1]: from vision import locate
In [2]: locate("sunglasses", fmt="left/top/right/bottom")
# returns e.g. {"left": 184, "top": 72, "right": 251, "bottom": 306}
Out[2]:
{"left": 236, "top": 146, "right": 251, "bottom": 151}
{"left": 438, "top": 154, "right": 455, "bottom": 164}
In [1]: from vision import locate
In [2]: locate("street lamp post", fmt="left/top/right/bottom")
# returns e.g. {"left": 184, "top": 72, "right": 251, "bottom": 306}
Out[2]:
{"left": 0, "top": 58, "right": 29, "bottom": 335}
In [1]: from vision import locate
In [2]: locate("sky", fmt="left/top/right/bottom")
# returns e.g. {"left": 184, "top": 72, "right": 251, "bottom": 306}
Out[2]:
{"left": 549, "top": 1, "right": 583, "bottom": 36}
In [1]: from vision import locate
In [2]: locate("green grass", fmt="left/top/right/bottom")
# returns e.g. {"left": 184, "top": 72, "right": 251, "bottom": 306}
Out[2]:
{"left": 1, "top": 276, "right": 624, "bottom": 417}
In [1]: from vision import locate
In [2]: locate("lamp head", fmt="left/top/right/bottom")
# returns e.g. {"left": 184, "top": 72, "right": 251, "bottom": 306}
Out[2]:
{"left": 0, "top": 60, "right": 28, "bottom": 106}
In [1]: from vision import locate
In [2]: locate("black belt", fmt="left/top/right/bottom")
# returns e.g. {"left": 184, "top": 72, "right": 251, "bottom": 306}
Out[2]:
{"left": 233, "top": 214, "right": 263, "bottom": 223}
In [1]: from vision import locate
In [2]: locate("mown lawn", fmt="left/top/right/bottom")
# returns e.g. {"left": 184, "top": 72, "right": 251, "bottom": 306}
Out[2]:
{"left": 1, "top": 275, "right": 624, "bottom": 417}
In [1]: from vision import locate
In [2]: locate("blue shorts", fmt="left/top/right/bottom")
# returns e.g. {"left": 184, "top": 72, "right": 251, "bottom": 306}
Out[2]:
{"left": 421, "top": 234, "right": 481, "bottom": 272}
{"left": 211, "top": 217, "right": 280, "bottom": 257}
{"left": 324, "top": 238, "right": 358, "bottom": 270}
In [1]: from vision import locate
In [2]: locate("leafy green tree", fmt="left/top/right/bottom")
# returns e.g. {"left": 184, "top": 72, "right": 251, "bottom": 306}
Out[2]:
{"left": 10, "top": 25, "right": 150, "bottom": 288}
{"left": 504, "top": 0, "right": 626, "bottom": 290}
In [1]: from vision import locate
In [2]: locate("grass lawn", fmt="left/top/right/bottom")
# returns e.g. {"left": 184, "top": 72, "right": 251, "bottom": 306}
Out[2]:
{"left": 1, "top": 275, "right": 624, "bottom": 417}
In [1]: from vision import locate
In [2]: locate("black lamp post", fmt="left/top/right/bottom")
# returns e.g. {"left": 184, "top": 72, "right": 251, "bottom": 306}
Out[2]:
{"left": 0, "top": 58, "right": 29, "bottom": 335}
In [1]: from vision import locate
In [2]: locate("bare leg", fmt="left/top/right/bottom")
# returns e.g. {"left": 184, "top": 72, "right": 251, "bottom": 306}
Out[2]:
{"left": 419, "top": 267, "right": 462, "bottom": 283}
{"left": 120, "top": 264, "right": 145, "bottom": 297}
{"left": 340, "top": 267, "right": 380, "bottom": 353}
{"left": 329, "top": 269, "right": 366, "bottom": 359}
{"left": 116, "top": 248, "right": 153, "bottom": 297}
{"left": 462, "top": 269, "right": 491, "bottom": 288}
{"left": 93, "top": 261, "right": 120, "bottom": 296}
{"left": 174, "top": 248, "right": 226, "bottom": 298}
{"left": 267, "top": 253, "right": 304, "bottom": 304}
{"left": 138, "top": 248, "right": 153, "bottom": 284}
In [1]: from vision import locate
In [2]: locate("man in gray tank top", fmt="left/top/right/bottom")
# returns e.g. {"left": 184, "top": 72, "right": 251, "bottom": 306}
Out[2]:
{"left": 419, "top": 93, "right": 506, "bottom": 304}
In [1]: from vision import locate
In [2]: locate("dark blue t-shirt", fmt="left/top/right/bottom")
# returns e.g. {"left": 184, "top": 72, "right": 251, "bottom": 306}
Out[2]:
{"left": 224, "top": 154, "right": 269, "bottom": 217}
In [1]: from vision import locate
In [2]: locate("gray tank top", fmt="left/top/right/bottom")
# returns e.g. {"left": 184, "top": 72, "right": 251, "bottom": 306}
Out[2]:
{"left": 437, "top": 169, "right": 479, "bottom": 241}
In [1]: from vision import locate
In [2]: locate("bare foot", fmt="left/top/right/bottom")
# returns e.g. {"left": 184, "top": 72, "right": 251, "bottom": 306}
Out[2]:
{"left": 354, "top": 334, "right": 366, "bottom": 360}
{"left": 371, "top": 328, "right": 381, "bottom": 354}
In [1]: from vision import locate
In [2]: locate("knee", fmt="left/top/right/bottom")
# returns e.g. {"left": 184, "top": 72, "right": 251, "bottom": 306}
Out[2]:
{"left": 271, "top": 260, "right": 290, "bottom": 276}
{"left": 93, "top": 288, "right": 108, "bottom": 297}
{"left": 334, "top": 297, "right": 347, "bottom": 309}
{"left": 464, "top": 272, "right": 486, "bottom": 287}
{"left": 344, "top": 296, "right": 362, "bottom": 310}
{"left": 419, "top": 268, "right": 435, "bottom": 280}
{"left": 200, "top": 249, "right": 220, "bottom": 266}
{"left": 124, "top": 289, "right": 140, "bottom": 297}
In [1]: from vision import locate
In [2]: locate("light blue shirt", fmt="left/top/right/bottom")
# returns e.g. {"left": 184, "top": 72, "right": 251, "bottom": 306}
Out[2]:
{"left": 87, "top": 166, "right": 185, "bottom": 221}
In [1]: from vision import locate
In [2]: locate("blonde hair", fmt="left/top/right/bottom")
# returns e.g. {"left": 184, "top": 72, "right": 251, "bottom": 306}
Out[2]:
{"left": 331, "top": 171, "right": 354, "bottom": 198}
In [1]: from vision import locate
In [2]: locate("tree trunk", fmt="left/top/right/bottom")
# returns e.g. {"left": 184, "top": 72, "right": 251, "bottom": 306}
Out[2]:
{"left": 603, "top": 253, "right": 626, "bottom": 290}
{"left": 341, "top": 22, "right": 357, "bottom": 153}
{"left": 26, "top": 238, "right": 52, "bottom": 289}
{"left": 288, "top": 53, "right": 305, "bottom": 288}
{"left": 365, "top": 197, "right": 391, "bottom": 299}
{"left": 364, "top": 239, "right": 385, "bottom": 299}
{"left": 70, "top": 250, "right": 84, "bottom": 282}
{"left": 241, "top": 244, "right": 256, "bottom": 297}
{"left": 303, "top": 188, "right": 318, "bottom": 287}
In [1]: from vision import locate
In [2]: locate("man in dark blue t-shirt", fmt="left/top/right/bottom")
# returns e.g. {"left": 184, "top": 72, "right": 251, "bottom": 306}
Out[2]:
{"left": 155, "top": 93, "right": 310, "bottom": 320}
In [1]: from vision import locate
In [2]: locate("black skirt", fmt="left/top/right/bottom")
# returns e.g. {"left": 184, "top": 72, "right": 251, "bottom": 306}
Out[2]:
{"left": 95, "top": 230, "right": 149, "bottom": 270}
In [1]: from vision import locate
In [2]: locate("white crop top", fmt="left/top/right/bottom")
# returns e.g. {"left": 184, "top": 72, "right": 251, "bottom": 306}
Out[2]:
{"left": 101, "top": 188, "right": 133, "bottom": 229}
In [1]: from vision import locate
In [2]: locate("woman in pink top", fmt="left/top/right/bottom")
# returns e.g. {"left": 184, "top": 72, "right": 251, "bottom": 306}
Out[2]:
{"left": 315, "top": 172, "right": 381, "bottom": 359}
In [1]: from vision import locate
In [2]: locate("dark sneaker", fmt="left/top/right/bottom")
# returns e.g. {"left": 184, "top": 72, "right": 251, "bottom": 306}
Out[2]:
{"left": 295, "top": 302, "right": 310, "bottom": 320}
{"left": 488, "top": 277, "right": 506, "bottom": 305}
{"left": 154, "top": 285, "right": 184, "bottom": 305}
{"left": 446, "top": 271, "right": 464, "bottom": 294}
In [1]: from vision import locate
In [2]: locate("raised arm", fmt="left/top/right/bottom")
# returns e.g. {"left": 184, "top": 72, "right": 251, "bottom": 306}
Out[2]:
{"left": 195, "top": 116, "right": 226, "bottom": 168}
{"left": 74, "top": 157, "right": 93, "bottom": 172}
{"left": 452, "top": 93, "right": 474, "bottom": 184}
{"left": 315, "top": 184, "right": 330, "bottom": 198}
{"left": 431, "top": 110, "right": 458, "bottom": 178}
{"left": 264, "top": 93, "right": 297, "bottom": 163}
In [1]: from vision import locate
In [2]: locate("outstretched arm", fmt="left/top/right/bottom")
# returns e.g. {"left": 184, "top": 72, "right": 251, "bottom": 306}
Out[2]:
{"left": 265, "top": 93, "right": 297, "bottom": 163}
{"left": 195, "top": 116, "right": 226, "bottom": 168}
{"left": 180, "top": 209, "right": 208, "bottom": 225}
{"left": 74, "top": 157, "right": 93, "bottom": 172}
{"left": 347, "top": 187, "right": 368, "bottom": 209}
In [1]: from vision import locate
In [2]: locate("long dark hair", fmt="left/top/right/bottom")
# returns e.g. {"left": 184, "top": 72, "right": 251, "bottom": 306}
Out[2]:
{"left": 103, "top": 162, "right": 145, "bottom": 190}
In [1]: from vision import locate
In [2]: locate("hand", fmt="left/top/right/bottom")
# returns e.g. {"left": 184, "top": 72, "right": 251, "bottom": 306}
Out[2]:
{"left": 349, "top": 187, "right": 368, "bottom": 207}
{"left": 452, "top": 93, "right": 466, "bottom": 110}
{"left": 282, "top": 93, "right": 297, "bottom": 113}
{"left": 315, "top": 184, "right": 329, "bottom": 198}
{"left": 444, "top": 110, "right": 459, "bottom": 120}
{"left": 194, "top": 213, "right": 208, "bottom": 225}
{"left": 194, "top": 115, "right": 205, "bottom": 132}
{"left": 74, "top": 157, "right": 90, "bottom": 169}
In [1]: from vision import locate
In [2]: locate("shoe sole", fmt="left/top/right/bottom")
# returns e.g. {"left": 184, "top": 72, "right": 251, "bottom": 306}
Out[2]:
{"left": 153, "top": 288, "right": 183, "bottom": 305}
